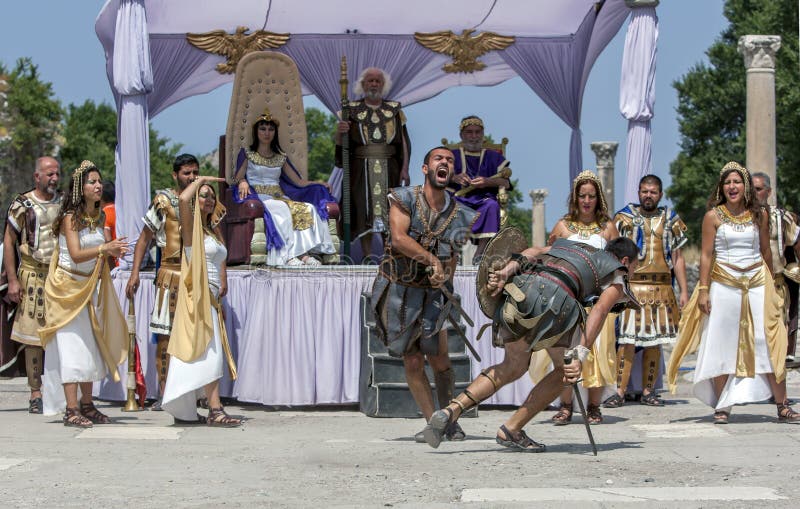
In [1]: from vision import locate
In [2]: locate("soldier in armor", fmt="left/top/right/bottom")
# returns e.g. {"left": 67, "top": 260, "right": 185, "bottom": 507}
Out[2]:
{"left": 126, "top": 154, "right": 201, "bottom": 409}
{"left": 2, "top": 156, "right": 62, "bottom": 414}
{"left": 752, "top": 172, "right": 800, "bottom": 368}
{"left": 422, "top": 237, "right": 640, "bottom": 451}
{"left": 371, "top": 146, "right": 477, "bottom": 442}
{"left": 606, "top": 175, "right": 689, "bottom": 407}
{"left": 336, "top": 67, "right": 411, "bottom": 260}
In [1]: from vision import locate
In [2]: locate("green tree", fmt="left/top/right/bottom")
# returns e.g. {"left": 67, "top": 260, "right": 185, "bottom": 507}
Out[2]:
{"left": 0, "top": 58, "right": 62, "bottom": 212}
{"left": 305, "top": 106, "right": 337, "bottom": 181}
{"left": 668, "top": 0, "right": 800, "bottom": 244}
{"left": 504, "top": 181, "right": 532, "bottom": 244}
{"left": 60, "top": 100, "right": 116, "bottom": 178}
{"left": 60, "top": 99, "right": 182, "bottom": 195}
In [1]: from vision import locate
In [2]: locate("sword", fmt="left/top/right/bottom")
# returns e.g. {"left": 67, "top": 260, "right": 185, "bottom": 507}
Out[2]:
{"left": 564, "top": 353, "right": 598, "bottom": 456}
{"left": 425, "top": 266, "right": 481, "bottom": 362}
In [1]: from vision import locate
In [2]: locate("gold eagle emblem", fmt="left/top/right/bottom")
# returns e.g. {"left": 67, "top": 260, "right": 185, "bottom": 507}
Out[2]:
{"left": 186, "top": 26, "right": 290, "bottom": 74}
{"left": 414, "top": 29, "right": 515, "bottom": 73}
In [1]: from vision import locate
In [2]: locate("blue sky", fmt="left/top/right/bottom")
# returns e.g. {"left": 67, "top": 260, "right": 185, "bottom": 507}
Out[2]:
{"left": 0, "top": 1, "right": 728, "bottom": 229}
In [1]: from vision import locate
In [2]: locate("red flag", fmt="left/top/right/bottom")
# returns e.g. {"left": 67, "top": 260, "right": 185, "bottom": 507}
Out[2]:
{"left": 134, "top": 342, "right": 147, "bottom": 409}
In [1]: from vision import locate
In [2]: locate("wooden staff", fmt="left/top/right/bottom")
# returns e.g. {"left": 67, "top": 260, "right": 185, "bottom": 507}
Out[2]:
{"left": 340, "top": 56, "right": 351, "bottom": 258}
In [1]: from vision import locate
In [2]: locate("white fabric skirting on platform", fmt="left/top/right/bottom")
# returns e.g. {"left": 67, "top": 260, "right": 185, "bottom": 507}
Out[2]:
{"left": 692, "top": 270, "right": 773, "bottom": 410}
{"left": 107, "top": 267, "right": 535, "bottom": 407}
{"left": 162, "top": 307, "right": 224, "bottom": 421}
{"left": 42, "top": 306, "right": 109, "bottom": 416}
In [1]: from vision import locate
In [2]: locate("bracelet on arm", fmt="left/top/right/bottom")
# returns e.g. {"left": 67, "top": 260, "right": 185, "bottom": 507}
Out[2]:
{"left": 98, "top": 244, "right": 105, "bottom": 257}
{"left": 696, "top": 284, "right": 709, "bottom": 291}
{"left": 510, "top": 253, "right": 533, "bottom": 273}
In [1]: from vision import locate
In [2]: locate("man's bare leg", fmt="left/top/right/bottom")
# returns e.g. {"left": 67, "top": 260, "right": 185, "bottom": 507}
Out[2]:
{"left": 404, "top": 352, "right": 435, "bottom": 420}
{"left": 423, "top": 338, "right": 531, "bottom": 447}
{"left": 503, "top": 347, "right": 566, "bottom": 433}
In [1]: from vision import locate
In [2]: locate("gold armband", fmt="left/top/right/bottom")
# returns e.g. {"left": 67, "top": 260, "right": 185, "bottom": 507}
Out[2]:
{"left": 696, "top": 285, "right": 708, "bottom": 291}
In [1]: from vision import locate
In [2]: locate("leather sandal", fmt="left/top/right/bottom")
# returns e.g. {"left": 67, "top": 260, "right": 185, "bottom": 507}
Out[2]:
{"left": 640, "top": 392, "right": 665, "bottom": 407}
{"left": 445, "top": 421, "right": 466, "bottom": 441}
{"left": 551, "top": 403, "right": 573, "bottom": 426}
{"left": 422, "top": 407, "right": 452, "bottom": 448}
{"left": 495, "top": 424, "right": 546, "bottom": 452}
{"left": 587, "top": 404, "right": 603, "bottom": 425}
{"left": 602, "top": 393, "right": 624, "bottom": 409}
{"left": 713, "top": 410, "right": 729, "bottom": 424}
{"left": 63, "top": 407, "right": 92, "bottom": 428}
{"left": 207, "top": 408, "right": 242, "bottom": 428}
{"left": 777, "top": 402, "right": 800, "bottom": 424}
{"left": 80, "top": 402, "right": 111, "bottom": 424}
{"left": 28, "top": 397, "right": 43, "bottom": 414}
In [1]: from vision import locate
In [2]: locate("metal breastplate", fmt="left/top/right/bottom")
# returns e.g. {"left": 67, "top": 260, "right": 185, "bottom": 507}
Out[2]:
{"left": 546, "top": 238, "right": 624, "bottom": 300}
{"left": 19, "top": 194, "right": 61, "bottom": 263}
{"left": 162, "top": 206, "right": 182, "bottom": 261}
{"left": 634, "top": 214, "right": 671, "bottom": 276}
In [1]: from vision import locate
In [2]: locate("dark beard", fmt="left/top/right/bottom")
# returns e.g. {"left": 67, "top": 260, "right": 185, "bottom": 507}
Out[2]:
{"left": 427, "top": 167, "right": 449, "bottom": 189}
{"left": 640, "top": 201, "right": 658, "bottom": 213}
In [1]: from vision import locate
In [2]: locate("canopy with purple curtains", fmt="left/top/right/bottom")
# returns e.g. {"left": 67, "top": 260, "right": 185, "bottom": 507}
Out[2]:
{"left": 95, "top": 0, "right": 656, "bottom": 268}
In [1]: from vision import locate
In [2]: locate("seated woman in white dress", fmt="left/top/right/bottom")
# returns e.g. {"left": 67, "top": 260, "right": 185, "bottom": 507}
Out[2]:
{"left": 162, "top": 175, "right": 242, "bottom": 427}
{"left": 232, "top": 108, "right": 335, "bottom": 266}
{"left": 39, "top": 161, "right": 129, "bottom": 428}
{"left": 668, "top": 162, "right": 799, "bottom": 424}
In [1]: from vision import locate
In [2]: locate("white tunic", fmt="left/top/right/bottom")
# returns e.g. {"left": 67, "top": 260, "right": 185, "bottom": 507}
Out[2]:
{"left": 692, "top": 222, "right": 773, "bottom": 410}
{"left": 42, "top": 227, "right": 107, "bottom": 416}
{"left": 162, "top": 234, "right": 227, "bottom": 421}
{"left": 247, "top": 160, "right": 334, "bottom": 265}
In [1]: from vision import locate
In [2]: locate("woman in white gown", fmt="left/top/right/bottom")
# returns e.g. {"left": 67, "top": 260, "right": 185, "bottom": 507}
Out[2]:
{"left": 162, "top": 175, "right": 242, "bottom": 427}
{"left": 232, "top": 109, "right": 335, "bottom": 266}
{"left": 39, "top": 161, "right": 129, "bottom": 427}
{"left": 544, "top": 170, "right": 619, "bottom": 426}
{"left": 668, "top": 162, "right": 799, "bottom": 424}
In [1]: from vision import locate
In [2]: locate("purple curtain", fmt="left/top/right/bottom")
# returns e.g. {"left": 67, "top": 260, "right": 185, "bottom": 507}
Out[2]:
{"left": 619, "top": 7, "right": 658, "bottom": 204}
{"left": 500, "top": 11, "right": 597, "bottom": 180}
{"left": 112, "top": 0, "right": 153, "bottom": 270}
{"left": 279, "top": 35, "right": 436, "bottom": 112}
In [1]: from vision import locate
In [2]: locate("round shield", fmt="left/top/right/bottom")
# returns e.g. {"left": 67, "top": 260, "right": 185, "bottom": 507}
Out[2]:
{"left": 476, "top": 227, "right": 529, "bottom": 319}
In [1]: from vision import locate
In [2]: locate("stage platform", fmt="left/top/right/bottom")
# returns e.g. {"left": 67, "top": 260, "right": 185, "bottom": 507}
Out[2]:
{"left": 100, "top": 266, "right": 534, "bottom": 407}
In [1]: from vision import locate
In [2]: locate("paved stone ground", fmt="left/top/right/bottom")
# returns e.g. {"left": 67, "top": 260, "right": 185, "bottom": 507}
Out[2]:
{"left": 1, "top": 368, "right": 799, "bottom": 508}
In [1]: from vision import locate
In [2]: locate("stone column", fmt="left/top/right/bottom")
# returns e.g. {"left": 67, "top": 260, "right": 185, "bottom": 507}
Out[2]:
{"left": 738, "top": 35, "right": 781, "bottom": 207}
{"left": 590, "top": 142, "right": 619, "bottom": 211}
{"left": 530, "top": 189, "right": 548, "bottom": 248}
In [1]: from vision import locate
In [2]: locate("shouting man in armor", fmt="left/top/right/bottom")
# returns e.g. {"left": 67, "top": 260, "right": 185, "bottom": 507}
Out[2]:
{"left": 127, "top": 154, "right": 200, "bottom": 409}
{"left": 3, "top": 156, "right": 62, "bottom": 414}
{"left": 422, "top": 235, "right": 640, "bottom": 451}
{"left": 371, "top": 146, "right": 477, "bottom": 442}
{"left": 752, "top": 172, "right": 800, "bottom": 369}
{"left": 336, "top": 67, "right": 411, "bottom": 261}
{"left": 607, "top": 175, "right": 689, "bottom": 407}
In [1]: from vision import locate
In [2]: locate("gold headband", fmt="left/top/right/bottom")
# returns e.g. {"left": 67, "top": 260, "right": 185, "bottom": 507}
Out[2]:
{"left": 716, "top": 161, "right": 751, "bottom": 202}
{"left": 572, "top": 170, "right": 609, "bottom": 217}
{"left": 71, "top": 160, "right": 96, "bottom": 203}
{"left": 459, "top": 117, "right": 483, "bottom": 131}
{"left": 256, "top": 107, "right": 279, "bottom": 127}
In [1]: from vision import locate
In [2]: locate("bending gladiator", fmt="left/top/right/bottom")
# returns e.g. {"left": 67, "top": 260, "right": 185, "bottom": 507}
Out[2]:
{"left": 423, "top": 236, "right": 640, "bottom": 451}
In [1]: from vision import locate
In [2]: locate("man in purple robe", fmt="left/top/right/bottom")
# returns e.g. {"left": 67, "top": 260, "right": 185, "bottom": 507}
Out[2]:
{"left": 448, "top": 116, "right": 511, "bottom": 264}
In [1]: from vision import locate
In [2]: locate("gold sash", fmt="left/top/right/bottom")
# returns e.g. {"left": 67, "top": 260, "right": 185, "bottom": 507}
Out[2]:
{"left": 667, "top": 262, "right": 786, "bottom": 392}
{"left": 38, "top": 248, "right": 127, "bottom": 382}
{"left": 167, "top": 192, "right": 238, "bottom": 379}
